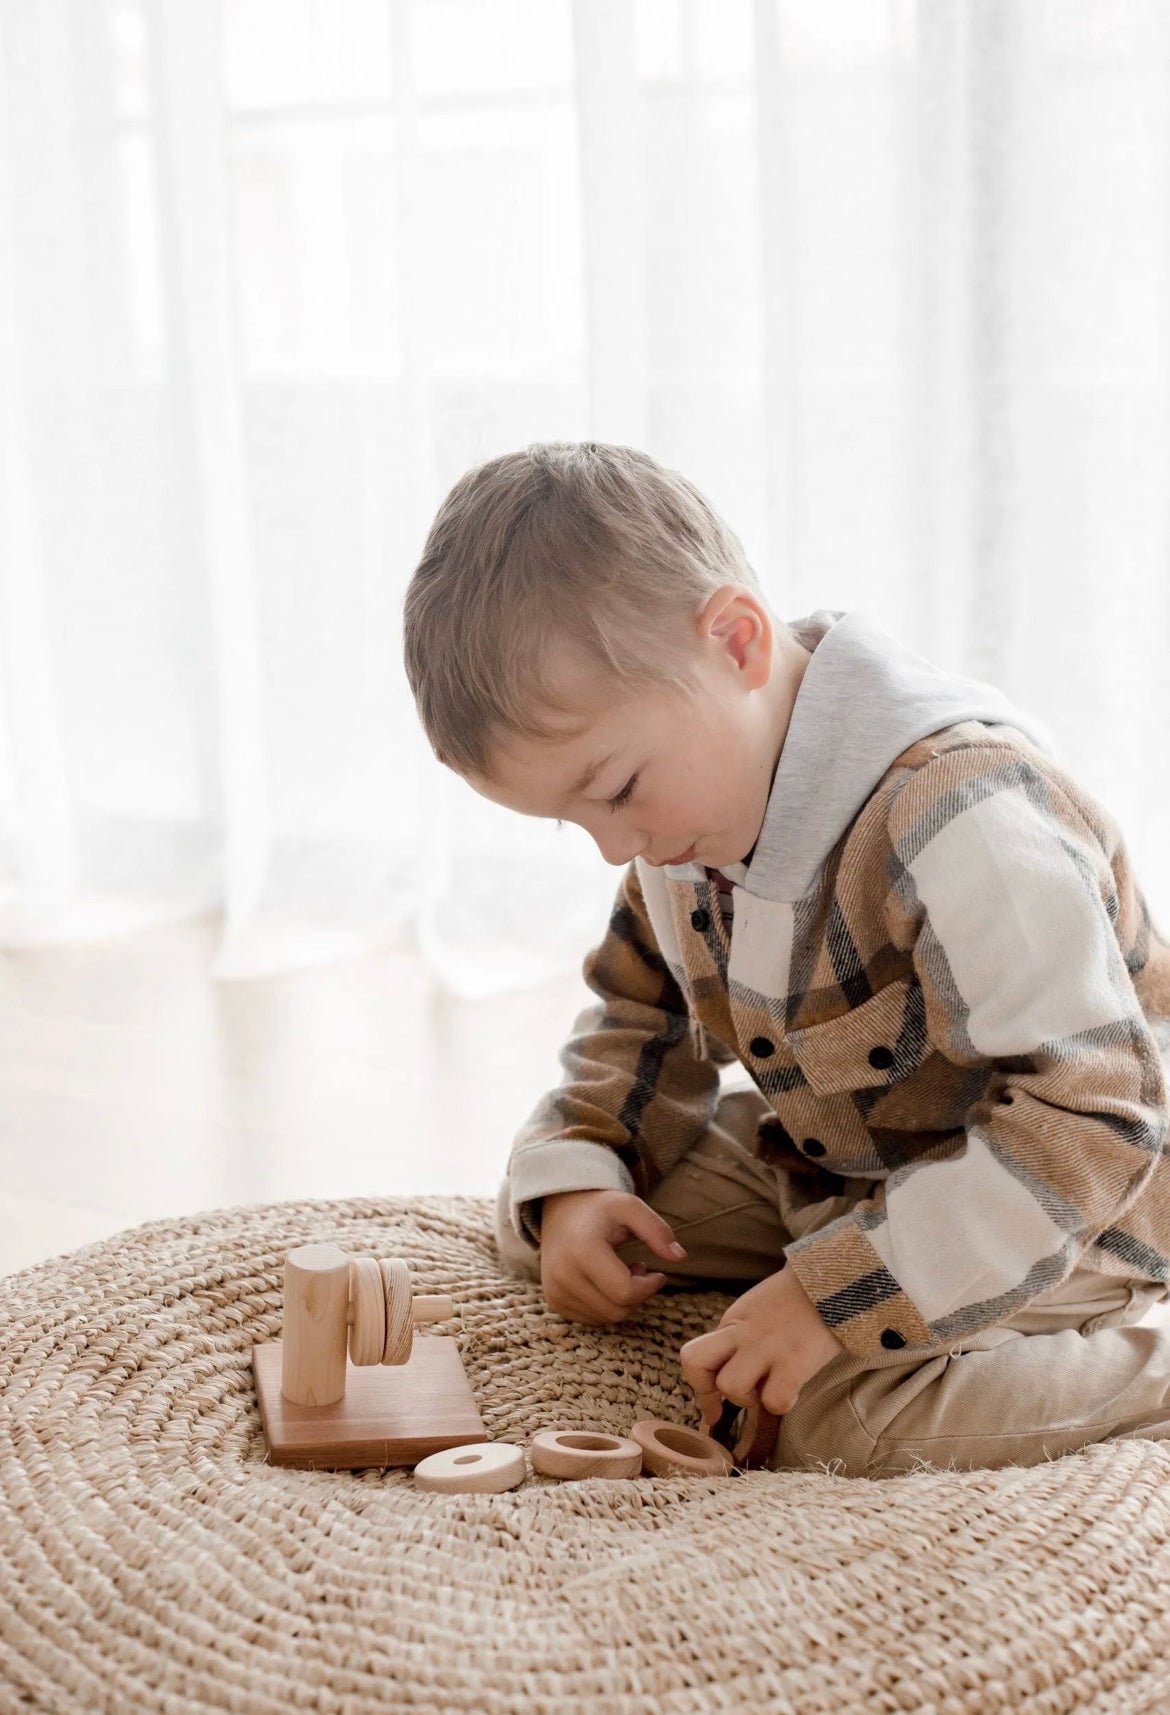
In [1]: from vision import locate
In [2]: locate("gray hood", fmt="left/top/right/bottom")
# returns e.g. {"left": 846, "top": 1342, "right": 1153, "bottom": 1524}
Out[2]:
{"left": 691, "top": 607, "right": 1061, "bottom": 905}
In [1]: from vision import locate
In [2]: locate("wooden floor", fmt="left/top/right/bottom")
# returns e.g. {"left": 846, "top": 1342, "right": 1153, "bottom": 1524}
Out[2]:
{"left": 0, "top": 914, "right": 595, "bottom": 1278}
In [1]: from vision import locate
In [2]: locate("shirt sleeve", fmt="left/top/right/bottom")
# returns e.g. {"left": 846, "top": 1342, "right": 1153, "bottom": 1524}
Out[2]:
{"left": 504, "top": 859, "right": 722, "bottom": 1251}
{"left": 782, "top": 750, "right": 1170, "bottom": 1359}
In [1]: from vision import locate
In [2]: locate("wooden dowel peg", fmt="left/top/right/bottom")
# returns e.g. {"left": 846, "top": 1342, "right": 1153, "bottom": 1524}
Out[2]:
{"left": 410, "top": 1295, "right": 455, "bottom": 1324}
{"left": 344, "top": 1291, "right": 454, "bottom": 1332}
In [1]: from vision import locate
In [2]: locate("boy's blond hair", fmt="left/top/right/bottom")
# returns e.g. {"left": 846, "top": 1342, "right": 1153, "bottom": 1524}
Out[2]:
{"left": 401, "top": 440, "right": 774, "bottom": 782}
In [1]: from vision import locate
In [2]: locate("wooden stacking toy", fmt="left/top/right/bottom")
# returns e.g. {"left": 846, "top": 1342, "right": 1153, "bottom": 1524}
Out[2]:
{"left": 252, "top": 1242, "right": 487, "bottom": 1469}
{"left": 252, "top": 1243, "right": 783, "bottom": 1481}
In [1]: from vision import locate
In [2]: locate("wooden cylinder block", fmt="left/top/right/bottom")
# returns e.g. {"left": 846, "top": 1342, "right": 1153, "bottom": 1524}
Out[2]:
{"left": 281, "top": 1243, "right": 351, "bottom": 1406}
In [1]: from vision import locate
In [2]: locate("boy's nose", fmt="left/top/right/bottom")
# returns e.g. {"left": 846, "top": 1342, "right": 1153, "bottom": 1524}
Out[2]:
{"left": 595, "top": 835, "right": 643, "bottom": 866}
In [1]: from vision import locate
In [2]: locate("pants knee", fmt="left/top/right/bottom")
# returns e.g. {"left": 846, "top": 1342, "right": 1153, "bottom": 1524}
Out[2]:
{"left": 493, "top": 1176, "right": 542, "bottom": 1283}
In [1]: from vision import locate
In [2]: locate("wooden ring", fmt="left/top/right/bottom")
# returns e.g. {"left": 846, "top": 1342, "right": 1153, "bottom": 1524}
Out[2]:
{"left": 378, "top": 1257, "right": 414, "bottom": 1365}
{"left": 412, "top": 1443, "right": 526, "bottom": 1494}
{"left": 711, "top": 1401, "right": 782, "bottom": 1469}
{"left": 347, "top": 1257, "right": 386, "bottom": 1366}
{"left": 530, "top": 1430, "right": 643, "bottom": 1480}
{"left": 629, "top": 1418, "right": 734, "bottom": 1477}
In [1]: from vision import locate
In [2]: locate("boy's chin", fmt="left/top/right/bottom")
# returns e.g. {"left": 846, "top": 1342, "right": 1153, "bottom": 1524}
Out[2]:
{"left": 706, "top": 846, "right": 751, "bottom": 870}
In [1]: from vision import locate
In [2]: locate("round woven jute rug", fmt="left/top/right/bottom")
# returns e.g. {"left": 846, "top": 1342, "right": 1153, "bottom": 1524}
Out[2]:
{"left": 2, "top": 1193, "right": 1170, "bottom": 1714}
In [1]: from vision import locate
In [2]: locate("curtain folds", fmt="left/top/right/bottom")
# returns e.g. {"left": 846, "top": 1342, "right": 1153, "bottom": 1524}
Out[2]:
{"left": 0, "top": 0, "right": 1167, "bottom": 996}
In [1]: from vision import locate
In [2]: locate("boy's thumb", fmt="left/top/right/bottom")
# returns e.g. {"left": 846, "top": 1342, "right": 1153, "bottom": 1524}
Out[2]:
{"left": 627, "top": 1201, "right": 687, "bottom": 1262}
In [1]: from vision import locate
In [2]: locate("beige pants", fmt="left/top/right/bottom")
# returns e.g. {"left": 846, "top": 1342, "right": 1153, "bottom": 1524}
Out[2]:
{"left": 494, "top": 1086, "right": 1170, "bottom": 1478}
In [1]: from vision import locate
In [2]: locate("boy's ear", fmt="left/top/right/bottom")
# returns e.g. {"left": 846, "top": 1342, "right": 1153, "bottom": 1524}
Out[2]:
{"left": 699, "top": 586, "right": 771, "bottom": 683}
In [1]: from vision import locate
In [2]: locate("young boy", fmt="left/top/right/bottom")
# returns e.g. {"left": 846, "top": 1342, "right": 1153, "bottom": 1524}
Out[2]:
{"left": 402, "top": 439, "right": 1170, "bottom": 1478}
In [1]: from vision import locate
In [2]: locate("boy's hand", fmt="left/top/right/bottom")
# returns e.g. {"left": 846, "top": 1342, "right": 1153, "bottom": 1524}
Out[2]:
{"left": 679, "top": 1264, "right": 845, "bottom": 1428}
{"left": 538, "top": 1189, "right": 687, "bottom": 1326}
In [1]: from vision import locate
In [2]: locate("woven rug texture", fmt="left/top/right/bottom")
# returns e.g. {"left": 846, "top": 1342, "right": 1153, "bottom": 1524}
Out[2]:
{"left": 2, "top": 1192, "right": 1170, "bottom": 1715}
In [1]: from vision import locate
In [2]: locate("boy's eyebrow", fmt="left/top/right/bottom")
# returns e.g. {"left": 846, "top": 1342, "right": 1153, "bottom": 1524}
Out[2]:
{"left": 569, "top": 752, "right": 615, "bottom": 797}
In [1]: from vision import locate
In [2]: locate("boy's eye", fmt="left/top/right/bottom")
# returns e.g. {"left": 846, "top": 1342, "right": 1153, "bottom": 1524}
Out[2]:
{"left": 607, "top": 774, "right": 638, "bottom": 812}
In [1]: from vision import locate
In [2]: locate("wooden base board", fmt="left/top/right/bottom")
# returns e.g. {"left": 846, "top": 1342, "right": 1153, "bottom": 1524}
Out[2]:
{"left": 252, "top": 1337, "right": 488, "bottom": 1470}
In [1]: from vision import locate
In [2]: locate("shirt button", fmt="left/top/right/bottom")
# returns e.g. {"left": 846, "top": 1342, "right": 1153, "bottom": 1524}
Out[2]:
{"left": 691, "top": 908, "right": 710, "bottom": 932}
{"left": 802, "top": 1138, "right": 826, "bottom": 1156}
{"left": 749, "top": 1035, "right": 775, "bottom": 1058}
{"left": 868, "top": 1045, "right": 896, "bottom": 1071}
{"left": 880, "top": 1329, "right": 906, "bottom": 1349}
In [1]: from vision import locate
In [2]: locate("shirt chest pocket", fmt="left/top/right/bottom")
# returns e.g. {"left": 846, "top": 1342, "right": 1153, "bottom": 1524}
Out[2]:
{"left": 787, "top": 976, "right": 926, "bottom": 1096}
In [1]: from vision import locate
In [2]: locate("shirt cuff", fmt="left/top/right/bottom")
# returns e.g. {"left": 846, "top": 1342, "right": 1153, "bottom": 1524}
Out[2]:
{"left": 783, "top": 1212, "right": 935, "bottom": 1359}
{"left": 507, "top": 1139, "right": 637, "bottom": 1250}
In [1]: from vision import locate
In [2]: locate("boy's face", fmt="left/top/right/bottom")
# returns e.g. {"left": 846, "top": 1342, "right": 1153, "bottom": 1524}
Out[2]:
{"left": 466, "top": 586, "right": 811, "bottom": 872}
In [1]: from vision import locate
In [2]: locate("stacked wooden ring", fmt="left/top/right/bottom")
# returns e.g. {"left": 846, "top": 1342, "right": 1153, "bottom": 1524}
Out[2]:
{"left": 347, "top": 1254, "right": 431, "bottom": 1367}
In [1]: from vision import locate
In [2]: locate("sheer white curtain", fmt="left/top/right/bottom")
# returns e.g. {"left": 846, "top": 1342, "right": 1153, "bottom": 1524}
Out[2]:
{"left": 0, "top": 0, "right": 1167, "bottom": 998}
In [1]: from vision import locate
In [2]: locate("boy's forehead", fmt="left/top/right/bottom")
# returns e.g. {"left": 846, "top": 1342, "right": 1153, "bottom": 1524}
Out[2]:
{"left": 485, "top": 719, "right": 606, "bottom": 796}
{"left": 477, "top": 700, "right": 649, "bottom": 812}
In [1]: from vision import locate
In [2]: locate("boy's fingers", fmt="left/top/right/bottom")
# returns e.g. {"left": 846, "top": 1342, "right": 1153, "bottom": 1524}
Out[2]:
{"left": 592, "top": 1246, "right": 667, "bottom": 1308}
{"left": 581, "top": 1255, "right": 667, "bottom": 1318}
{"left": 679, "top": 1324, "right": 739, "bottom": 1419}
{"left": 547, "top": 1240, "right": 673, "bottom": 1325}
{"left": 614, "top": 1197, "right": 687, "bottom": 1263}
{"left": 547, "top": 1288, "right": 607, "bottom": 1326}
{"left": 549, "top": 1260, "right": 659, "bottom": 1325}
{"left": 697, "top": 1392, "right": 724, "bottom": 1431}
{"left": 604, "top": 1267, "right": 667, "bottom": 1313}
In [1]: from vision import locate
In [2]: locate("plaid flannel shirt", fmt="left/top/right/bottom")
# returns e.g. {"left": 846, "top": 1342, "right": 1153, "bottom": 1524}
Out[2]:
{"left": 504, "top": 620, "right": 1170, "bottom": 1359}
